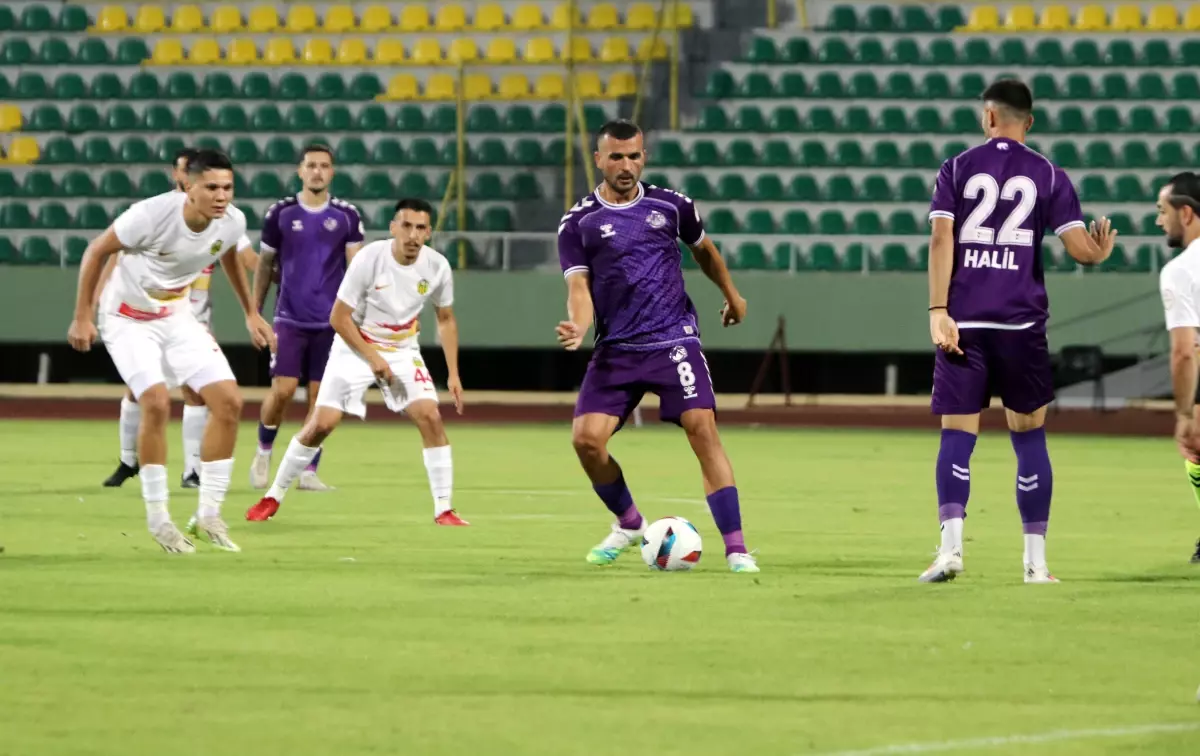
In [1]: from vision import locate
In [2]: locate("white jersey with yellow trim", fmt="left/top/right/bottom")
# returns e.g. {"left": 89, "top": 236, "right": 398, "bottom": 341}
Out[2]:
{"left": 189, "top": 234, "right": 252, "bottom": 327}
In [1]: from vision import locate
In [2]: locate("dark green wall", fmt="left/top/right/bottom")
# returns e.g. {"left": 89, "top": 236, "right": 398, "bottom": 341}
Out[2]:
{"left": 1, "top": 268, "right": 1162, "bottom": 354}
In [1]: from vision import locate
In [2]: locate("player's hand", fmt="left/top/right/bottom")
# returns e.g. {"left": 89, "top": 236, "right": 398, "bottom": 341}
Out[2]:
{"left": 1176, "top": 415, "right": 1200, "bottom": 461}
{"left": 930, "top": 311, "right": 963, "bottom": 355}
{"left": 368, "top": 354, "right": 395, "bottom": 385}
{"left": 447, "top": 374, "right": 464, "bottom": 415}
{"left": 720, "top": 292, "right": 747, "bottom": 327}
{"left": 245, "top": 313, "right": 276, "bottom": 351}
{"left": 556, "top": 320, "right": 584, "bottom": 351}
{"left": 67, "top": 317, "right": 98, "bottom": 352}
{"left": 1089, "top": 217, "right": 1118, "bottom": 257}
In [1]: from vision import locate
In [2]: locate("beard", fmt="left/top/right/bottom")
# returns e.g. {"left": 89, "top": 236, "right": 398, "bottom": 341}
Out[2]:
{"left": 1168, "top": 231, "right": 1184, "bottom": 248}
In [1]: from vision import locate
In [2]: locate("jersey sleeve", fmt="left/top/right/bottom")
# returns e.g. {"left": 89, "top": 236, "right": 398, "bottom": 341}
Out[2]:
{"left": 343, "top": 204, "right": 365, "bottom": 245}
{"left": 432, "top": 259, "right": 454, "bottom": 308}
{"left": 260, "top": 202, "right": 282, "bottom": 253}
{"left": 334, "top": 247, "right": 372, "bottom": 310}
{"left": 111, "top": 201, "right": 153, "bottom": 251}
{"left": 558, "top": 215, "right": 589, "bottom": 278}
{"left": 237, "top": 234, "right": 252, "bottom": 251}
{"left": 1161, "top": 264, "right": 1200, "bottom": 330}
{"left": 677, "top": 195, "right": 706, "bottom": 246}
{"left": 1048, "top": 166, "right": 1086, "bottom": 237}
{"left": 928, "top": 159, "right": 956, "bottom": 223}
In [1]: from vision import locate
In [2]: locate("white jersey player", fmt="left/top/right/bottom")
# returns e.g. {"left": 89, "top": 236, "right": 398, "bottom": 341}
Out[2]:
{"left": 103, "top": 148, "right": 258, "bottom": 490}
{"left": 68, "top": 149, "right": 274, "bottom": 554}
{"left": 247, "top": 198, "right": 468, "bottom": 527}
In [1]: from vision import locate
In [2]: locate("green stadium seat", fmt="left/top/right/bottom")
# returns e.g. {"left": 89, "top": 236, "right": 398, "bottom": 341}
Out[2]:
{"left": 1127, "top": 245, "right": 1154, "bottom": 274}
{"left": 999, "top": 39, "right": 1027, "bottom": 66}
{"left": 761, "top": 140, "right": 792, "bottom": 167}
{"left": 767, "top": 106, "right": 799, "bottom": 133}
{"left": 1180, "top": 41, "right": 1200, "bottom": 67}
{"left": 745, "top": 207, "right": 776, "bottom": 233}
{"left": 0, "top": 6, "right": 13, "bottom": 31}
{"left": 898, "top": 174, "right": 928, "bottom": 202}
{"left": 872, "top": 142, "right": 900, "bottom": 167}
{"left": 958, "top": 73, "right": 987, "bottom": 99}
{"left": 1050, "top": 142, "right": 1080, "bottom": 168}
{"left": 511, "top": 139, "right": 544, "bottom": 166}
{"left": 439, "top": 207, "right": 478, "bottom": 232}
{"left": 324, "top": 173, "right": 353, "bottom": 198}
{"left": 68, "top": 104, "right": 101, "bottom": 134}
{"left": 1078, "top": 175, "right": 1110, "bottom": 202}
{"left": 1032, "top": 39, "right": 1065, "bottom": 67}
{"left": 474, "top": 138, "right": 508, "bottom": 165}
{"left": 1140, "top": 214, "right": 1160, "bottom": 236}
{"left": 406, "top": 138, "right": 437, "bottom": 165}
{"left": 1126, "top": 106, "right": 1159, "bottom": 133}
{"left": 778, "top": 72, "right": 807, "bottom": 98}
{"left": 914, "top": 107, "right": 943, "bottom": 133}
{"left": 1088, "top": 106, "right": 1119, "bottom": 133}
{"left": 313, "top": 73, "right": 346, "bottom": 100}
{"left": 1097, "top": 245, "right": 1130, "bottom": 273}
{"left": 19, "top": 5, "right": 53, "bottom": 31}
{"left": 352, "top": 104, "right": 385, "bottom": 132}
{"left": 654, "top": 139, "right": 684, "bottom": 166}
{"left": 61, "top": 169, "right": 95, "bottom": 197}
{"left": 89, "top": 73, "right": 123, "bottom": 100}
{"left": 1101, "top": 73, "right": 1129, "bottom": 100}
{"left": 824, "top": 174, "right": 854, "bottom": 202}
{"left": 2, "top": 39, "right": 33, "bottom": 65}
{"left": 717, "top": 174, "right": 749, "bottom": 200}
{"left": 864, "top": 5, "right": 894, "bottom": 31}
{"left": 535, "top": 104, "right": 565, "bottom": 132}
{"left": 962, "top": 39, "right": 992, "bottom": 66}
{"left": 771, "top": 243, "right": 793, "bottom": 270}
{"left": 694, "top": 105, "right": 727, "bottom": 131}
{"left": 885, "top": 72, "right": 916, "bottom": 99}
{"left": 1166, "top": 107, "right": 1194, "bottom": 133}
{"left": 38, "top": 38, "right": 72, "bottom": 65}
{"left": 783, "top": 209, "right": 811, "bottom": 234}
{"left": 745, "top": 37, "right": 777, "bottom": 63}
{"left": 397, "top": 173, "right": 432, "bottom": 198}
{"left": 800, "top": 141, "right": 829, "bottom": 167}
{"left": 922, "top": 72, "right": 951, "bottom": 99}
{"left": 1121, "top": 141, "right": 1152, "bottom": 168}
{"left": 506, "top": 173, "right": 541, "bottom": 200}
{"left": 115, "top": 38, "right": 149, "bottom": 65}
{"left": 439, "top": 141, "right": 465, "bottom": 167}
{"left": 1173, "top": 73, "right": 1200, "bottom": 100}
{"left": 0, "top": 170, "right": 16, "bottom": 198}
{"left": 806, "top": 243, "right": 838, "bottom": 271}
{"left": 165, "top": 71, "right": 197, "bottom": 99}
{"left": 849, "top": 72, "right": 878, "bottom": 98}
{"left": 216, "top": 103, "right": 248, "bottom": 131}
{"left": 860, "top": 175, "right": 891, "bottom": 202}
{"left": 1136, "top": 73, "right": 1167, "bottom": 100}
{"left": 236, "top": 72, "right": 269, "bottom": 99}
{"left": 900, "top": 5, "right": 933, "bottom": 31}
{"left": 704, "top": 70, "right": 734, "bottom": 98}
{"left": 1141, "top": 40, "right": 1173, "bottom": 67}
{"left": 124, "top": 72, "right": 158, "bottom": 99}
{"left": 888, "top": 211, "right": 919, "bottom": 235}
{"left": 332, "top": 137, "right": 364, "bottom": 165}
{"left": 682, "top": 174, "right": 714, "bottom": 200}
{"left": 226, "top": 136, "right": 258, "bottom": 164}
{"left": 688, "top": 139, "right": 719, "bottom": 167}
{"left": 482, "top": 207, "right": 513, "bottom": 232}
{"left": 740, "top": 72, "right": 774, "bottom": 99}
{"left": 1157, "top": 141, "right": 1186, "bottom": 168}
{"left": 321, "top": 104, "right": 352, "bottom": 131}
{"left": 1063, "top": 74, "right": 1092, "bottom": 100}
{"left": 466, "top": 105, "right": 500, "bottom": 132}
{"left": 1103, "top": 39, "right": 1136, "bottom": 67}
{"left": 877, "top": 244, "right": 913, "bottom": 272}
{"left": 818, "top": 211, "right": 848, "bottom": 235}
{"left": 344, "top": 72, "right": 380, "bottom": 100}
{"left": 193, "top": 135, "right": 221, "bottom": 152}
{"left": 278, "top": 73, "right": 309, "bottom": 101}
{"left": 941, "top": 141, "right": 967, "bottom": 161}
{"left": 1113, "top": 174, "right": 1145, "bottom": 202}
{"left": 806, "top": 106, "right": 835, "bottom": 132}
{"left": 142, "top": 104, "right": 174, "bottom": 131}
{"left": 94, "top": 172, "right": 129, "bottom": 198}
{"left": 64, "top": 236, "right": 87, "bottom": 265}
{"left": 878, "top": 107, "right": 908, "bottom": 133}
{"left": 429, "top": 106, "right": 458, "bottom": 133}
{"left": 835, "top": 141, "right": 864, "bottom": 166}
{"left": 1, "top": 203, "right": 34, "bottom": 228}
{"left": 827, "top": 5, "right": 857, "bottom": 31}
{"left": 14, "top": 72, "right": 47, "bottom": 99}
{"left": 138, "top": 172, "right": 172, "bottom": 196}
{"left": 27, "top": 103, "right": 63, "bottom": 131}
{"left": 890, "top": 38, "right": 920, "bottom": 66}
{"left": 82, "top": 136, "right": 115, "bottom": 164}
{"left": 285, "top": 104, "right": 318, "bottom": 132}
{"left": 819, "top": 38, "right": 853, "bottom": 64}
{"left": 0, "top": 73, "right": 8, "bottom": 98}
{"left": 264, "top": 137, "right": 297, "bottom": 163}
{"left": 74, "top": 202, "right": 109, "bottom": 228}
{"left": 40, "top": 137, "right": 75, "bottom": 164}
{"left": 775, "top": 37, "right": 809, "bottom": 64}
{"left": 734, "top": 105, "right": 766, "bottom": 132}
{"left": 643, "top": 172, "right": 669, "bottom": 189}
{"left": 730, "top": 242, "right": 767, "bottom": 271}
{"left": 19, "top": 236, "right": 56, "bottom": 266}
{"left": 814, "top": 72, "right": 845, "bottom": 98}
{"left": 843, "top": 106, "right": 872, "bottom": 133}
{"left": 706, "top": 209, "right": 738, "bottom": 234}
{"left": 949, "top": 107, "right": 977, "bottom": 134}
{"left": 907, "top": 141, "right": 938, "bottom": 169}
{"left": 247, "top": 172, "right": 283, "bottom": 199}
{"left": 789, "top": 175, "right": 819, "bottom": 201}
{"left": 927, "top": 39, "right": 956, "bottom": 66}
{"left": 1070, "top": 39, "right": 1101, "bottom": 67}
{"left": 55, "top": 73, "right": 86, "bottom": 100}
{"left": 58, "top": 5, "right": 88, "bottom": 32}
{"left": 77, "top": 38, "right": 109, "bottom": 65}
{"left": 177, "top": 103, "right": 210, "bottom": 131}
{"left": 853, "top": 211, "right": 883, "bottom": 235}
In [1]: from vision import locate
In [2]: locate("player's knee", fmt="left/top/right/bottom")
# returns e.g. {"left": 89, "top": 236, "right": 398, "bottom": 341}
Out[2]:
{"left": 270, "top": 379, "right": 298, "bottom": 402}
{"left": 139, "top": 386, "right": 171, "bottom": 424}
{"left": 205, "top": 386, "right": 243, "bottom": 425}
{"left": 572, "top": 427, "right": 607, "bottom": 460}
{"left": 682, "top": 412, "right": 720, "bottom": 444}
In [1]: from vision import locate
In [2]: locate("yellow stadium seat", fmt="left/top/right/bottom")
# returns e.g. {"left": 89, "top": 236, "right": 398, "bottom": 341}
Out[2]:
{"left": 1038, "top": 4, "right": 1071, "bottom": 30}
{"left": 1004, "top": 5, "right": 1036, "bottom": 30}
{"left": 550, "top": 2, "right": 583, "bottom": 29}
{"left": 1075, "top": 5, "right": 1108, "bottom": 29}
{"left": 150, "top": 39, "right": 185, "bottom": 65}
{"left": 188, "top": 38, "right": 222, "bottom": 64}
{"left": 485, "top": 38, "right": 517, "bottom": 63}
{"left": 637, "top": 37, "right": 669, "bottom": 60}
{"left": 600, "top": 37, "right": 630, "bottom": 62}
{"left": 226, "top": 38, "right": 258, "bottom": 65}
{"left": 473, "top": 3, "right": 506, "bottom": 30}
{"left": 95, "top": 5, "right": 129, "bottom": 32}
{"left": 359, "top": 5, "right": 392, "bottom": 31}
{"left": 626, "top": 3, "right": 657, "bottom": 30}
{"left": 512, "top": 4, "right": 544, "bottom": 30}
{"left": 498, "top": 73, "right": 530, "bottom": 99}
{"left": 607, "top": 72, "right": 637, "bottom": 97}
{"left": 264, "top": 38, "right": 297, "bottom": 65}
{"left": 1145, "top": 4, "right": 1180, "bottom": 29}
{"left": 410, "top": 38, "right": 443, "bottom": 64}
{"left": 7, "top": 136, "right": 39, "bottom": 163}
{"left": 575, "top": 72, "right": 603, "bottom": 99}
{"left": 170, "top": 5, "right": 204, "bottom": 33}
{"left": 523, "top": 37, "right": 555, "bottom": 63}
{"left": 1186, "top": 4, "right": 1200, "bottom": 30}
{"left": 302, "top": 39, "right": 334, "bottom": 65}
{"left": 563, "top": 37, "right": 592, "bottom": 62}
{"left": 384, "top": 74, "right": 419, "bottom": 100}
{"left": 448, "top": 38, "right": 479, "bottom": 63}
{"left": 464, "top": 73, "right": 492, "bottom": 100}
{"left": 425, "top": 73, "right": 457, "bottom": 100}
{"left": 246, "top": 5, "right": 279, "bottom": 32}
{"left": 1109, "top": 4, "right": 1142, "bottom": 30}
{"left": 587, "top": 3, "right": 620, "bottom": 29}
{"left": 0, "top": 105, "right": 23, "bottom": 133}
{"left": 323, "top": 5, "right": 356, "bottom": 32}
{"left": 436, "top": 4, "right": 468, "bottom": 31}
{"left": 399, "top": 5, "right": 431, "bottom": 31}
{"left": 210, "top": 5, "right": 243, "bottom": 33}
{"left": 534, "top": 73, "right": 565, "bottom": 99}
{"left": 963, "top": 5, "right": 1000, "bottom": 30}
{"left": 285, "top": 5, "right": 318, "bottom": 32}
{"left": 133, "top": 5, "right": 165, "bottom": 32}
{"left": 374, "top": 39, "right": 406, "bottom": 64}
{"left": 663, "top": 2, "right": 694, "bottom": 28}
{"left": 337, "top": 38, "right": 368, "bottom": 65}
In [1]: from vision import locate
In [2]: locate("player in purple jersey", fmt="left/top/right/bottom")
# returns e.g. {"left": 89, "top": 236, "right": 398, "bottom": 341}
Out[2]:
{"left": 922, "top": 80, "right": 1117, "bottom": 584}
{"left": 251, "top": 144, "right": 364, "bottom": 492}
{"left": 556, "top": 119, "right": 758, "bottom": 573}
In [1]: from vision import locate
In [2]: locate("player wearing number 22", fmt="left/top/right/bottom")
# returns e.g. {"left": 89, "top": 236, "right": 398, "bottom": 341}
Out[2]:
{"left": 923, "top": 79, "right": 1118, "bottom": 584}
{"left": 247, "top": 198, "right": 469, "bottom": 526}
{"left": 557, "top": 119, "right": 758, "bottom": 573}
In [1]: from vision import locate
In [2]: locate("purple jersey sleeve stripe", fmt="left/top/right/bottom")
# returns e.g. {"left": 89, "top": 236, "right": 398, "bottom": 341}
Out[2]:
{"left": 929, "top": 211, "right": 954, "bottom": 221}
{"left": 563, "top": 265, "right": 589, "bottom": 278}
{"left": 1054, "top": 220, "right": 1086, "bottom": 236}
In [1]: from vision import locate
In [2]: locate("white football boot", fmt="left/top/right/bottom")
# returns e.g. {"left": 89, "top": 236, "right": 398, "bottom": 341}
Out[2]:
{"left": 918, "top": 549, "right": 964, "bottom": 583}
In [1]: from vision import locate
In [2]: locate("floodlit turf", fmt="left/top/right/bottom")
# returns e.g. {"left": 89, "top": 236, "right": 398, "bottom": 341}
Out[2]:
{"left": 1, "top": 419, "right": 1199, "bottom": 755}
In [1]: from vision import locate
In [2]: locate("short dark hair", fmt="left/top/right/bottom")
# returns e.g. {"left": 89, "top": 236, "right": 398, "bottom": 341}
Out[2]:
{"left": 187, "top": 148, "right": 234, "bottom": 175}
{"left": 981, "top": 79, "right": 1033, "bottom": 115}
{"left": 301, "top": 143, "right": 334, "bottom": 164}
{"left": 596, "top": 119, "right": 642, "bottom": 146}
{"left": 1166, "top": 172, "right": 1200, "bottom": 209}
{"left": 393, "top": 198, "right": 434, "bottom": 219}
{"left": 173, "top": 147, "right": 199, "bottom": 168}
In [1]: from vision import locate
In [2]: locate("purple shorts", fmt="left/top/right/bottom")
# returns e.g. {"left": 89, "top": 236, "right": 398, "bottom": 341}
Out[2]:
{"left": 932, "top": 327, "right": 1054, "bottom": 415}
{"left": 575, "top": 341, "right": 716, "bottom": 427}
{"left": 271, "top": 322, "right": 336, "bottom": 383}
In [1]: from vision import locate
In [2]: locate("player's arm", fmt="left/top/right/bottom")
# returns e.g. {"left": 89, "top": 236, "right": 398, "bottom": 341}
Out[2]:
{"left": 220, "top": 241, "right": 274, "bottom": 351}
{"left": 253, "top": 247, "right": 276, "bottom": 315}
{"left": 927, "top": 216, "right": 961, "bottom": 355}
{"left": 1170, "top": 326, "right": 1197, "bottom": 419}
{"left": 329, "top": 299, "right": 393, "bottom": 383}
{"left": 435, "top": 304, "right": 463, "bottom": 415}
{"left": 688, "top": 235, "right": 745, "bottom": 327}
{"left": 68, "top": 227, "right": 125, "bottom": 351}
{"left": 1161, "top": 265, "right": 1200, "bottom": 451}
{"left": 345, "top": 242, "right": 364, "bottom": 263}
{"left": 237, "top": 238, "right": 259, "bottom": 273}
{"left": 92, "top": 249, "right": 120, "bottom": 309}
{"left": 1060, "top": 221, "right": 1116, "bottom": 266}
{"left": 558, "top": 271, "right": 594, "bottom": 350}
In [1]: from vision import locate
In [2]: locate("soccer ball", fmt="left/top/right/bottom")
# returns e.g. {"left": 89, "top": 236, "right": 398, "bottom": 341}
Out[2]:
{"left": 640, "top": 517, "right": 703, "bottom": 571}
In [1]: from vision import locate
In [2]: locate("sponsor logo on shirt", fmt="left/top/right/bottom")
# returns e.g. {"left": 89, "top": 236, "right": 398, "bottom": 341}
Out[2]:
{"left": 291, "top": 219, "right": 304, "bottom": 231}
{"left": 646, "top": 211, "right": 667, "bottom": 229}
{"left": 600, "top": 224, "right": 616, "bottom": 239}
{"left": 323, "top": 218, "right": 338, "bottom": 231}
{"left": 417, "top": 279, "right": 429, "bottom": 295}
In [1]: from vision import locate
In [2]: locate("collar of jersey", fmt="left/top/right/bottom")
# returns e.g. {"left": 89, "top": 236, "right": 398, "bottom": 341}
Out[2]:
{"left": 593, "top": 182, "right": 644, "bottom": 210}
{"left": 295, "top": 194, "right": 331, "bottom": 214}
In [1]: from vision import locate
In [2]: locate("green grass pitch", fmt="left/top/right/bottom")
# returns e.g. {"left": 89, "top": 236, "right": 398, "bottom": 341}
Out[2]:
{"left": 1, "top": 419, "right": 1198, "bottom": 755}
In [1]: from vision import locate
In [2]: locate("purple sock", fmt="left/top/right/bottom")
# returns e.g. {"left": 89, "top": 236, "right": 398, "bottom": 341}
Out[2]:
{"left": 593, "top": 463, "right": 643, "bottom": 530}
{"left": 706, "top": 486, "right": 746, "bottom": 555}
{"left": 305, "top": 448, "right": 322, "bottom": 472}
{"left": 1011, "top": 427, "right": 1052, "bottom": 536}
{"left": 258, "top": 423, "right": 279, "bottom": 453}
{"left": 936, "top": 429, "right": 977, "bottom": 522}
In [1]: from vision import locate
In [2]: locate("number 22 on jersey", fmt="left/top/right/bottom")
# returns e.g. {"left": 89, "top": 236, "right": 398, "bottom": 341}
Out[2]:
{"left": 959, "top": 174, "right": 1037, "bottom": 247}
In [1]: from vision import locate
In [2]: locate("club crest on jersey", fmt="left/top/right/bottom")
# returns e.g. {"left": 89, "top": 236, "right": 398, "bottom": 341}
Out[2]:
{"left": 646, "top": 211, "right": 667, "bottom": 229}
{"left": 413, "top": 358, "right": 425, "bottom": 368}
{"left": 417, "top": 279, "right": 429, "bottom": 295}
{"left": 208, "top": 240, "right": 223, "bottom": 255}
{"left": 600, "top": 223, "right": 616, "bottom": 239}
{"left": 669, "top": 345, "right": 688, "bottom": 363}
{"left": 323, "top": 217, "right": 338, "bottom": 231}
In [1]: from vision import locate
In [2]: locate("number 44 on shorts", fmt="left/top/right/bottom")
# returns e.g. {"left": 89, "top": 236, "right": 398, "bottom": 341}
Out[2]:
{"left": 413, "top": 357, "right": 431, "bottom": 384}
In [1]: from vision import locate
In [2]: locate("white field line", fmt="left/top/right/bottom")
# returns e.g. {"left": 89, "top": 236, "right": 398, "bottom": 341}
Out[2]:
{"left": 813, "top": 722, "right": 1200, "bottom": 756}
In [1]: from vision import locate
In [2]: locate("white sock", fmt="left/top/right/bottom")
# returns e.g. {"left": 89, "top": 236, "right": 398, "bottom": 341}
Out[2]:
{"left": 119, "top": 396, "right": 140, "bottom": 467}
{"left": 181, "top": 405, "right": 208, "bottom": 477}
{"left": 141, "top": 463, "right": 169, "bottom": 531}
{"left": 198, "top": 458, "right": 234, "bottom": 519}
{"left": 423, "top": 445, "right": 453, "bottom": 515}
{"left": 266, "top": 437, "right": 319, "bottom": 502}
{"left": 1024, "top": 534, "right": 1047, "bottom": 568}
{"left": 940, "top": 517, "right": 964, "bottom": 555}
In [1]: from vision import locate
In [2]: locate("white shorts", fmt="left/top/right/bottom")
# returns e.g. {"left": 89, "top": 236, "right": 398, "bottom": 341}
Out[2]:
{"left": 315, "top": 343, "right": 438, "bottom": 419}
{"left": 99, "top": 308, "right": 235, "bottom": 400}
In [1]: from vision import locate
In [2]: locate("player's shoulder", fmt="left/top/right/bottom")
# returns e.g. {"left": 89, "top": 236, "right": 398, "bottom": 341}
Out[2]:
{"left": 1162, "top": 244, "right": 1200, "bottom": 283}
{"left": 128, "top": 190, "right": 184, "bottom": 217}
{"left": 420, "top": 244, "right": 452, "bottom": 272}
{"left": 642, "top": 182, "right": 695, "bottom": 208}
{"left": 559, "top": 191, "right": 604, "bottom": 230}
{"left": 355, "top": 238, "right": 390, "bottom": 262}
{"left": 263, "top": 195, "right": 298, "bottom": 220}
{"left": 330, "top": 196, "right": 364, "bottom": 220}
{"left": 223, "top": 203, "right": 247, "bottom": 227}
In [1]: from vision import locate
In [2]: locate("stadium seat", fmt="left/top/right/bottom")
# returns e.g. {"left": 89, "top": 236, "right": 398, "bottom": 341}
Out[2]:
{"left": 2, "top": 39, "right": 33, "bottom": 65}
{"left": 535, "top": 74, "right": 565, "bottom": 99}
{"left": 170, "top": 4, "right": 204, "bottom": 32}
{"left": 245, "top": 5, "right": 278, "bottom": 31}
{"left": 264, "top": 39, "right": 296, "bottom": 65}
{"left": 188, "top": 39, "right": 221, "bottom": 65}
{"left": 964, "top": 5, "right": 1000, "bottom": 30}
{"left": 473, "top": 3, "right": 505, "bottom": 30}
{"left": 1039, "top": 5, "right": 1071, "bottom": 30}
{"left": 826, "top": 5, "right": 857, "bottom": 31}
{"left": 1187, "top": 4, "right": 1200, "bottom": 30}
{"left": 319, "top": 4, "right": 353, "bottom": 32}
{"left": 18, "top": 236, "right": 56, "bottom": 265}
{"left": 19, "top": 4, "right": 52, "bottom": 31}
{"left": 64, "top": 236, "right": 87, "bottom": 265}
{"left": 448, "top": 38, "right": 479, "bottom": 63}
{"left": 314, "top": 73, "right": 346, "bottom": 100}
{"left": 76, "top": 38, "right": 109, "bottom": 65}
{"left": 524, "top": 37, "right": 555, "bottom": 63}
{"left": 97, "top": 5, "right": 129, "bottom": 31}
{"left": 151, "top": 39, "right": 184, "bottom": 65}
{"left": 38, "top": 38, "right": 72, "bottom": 65}
{"left": 39, "top": 136, "right": 74, "bottom": 163}
{"left": 1140, "top": 39, "right": 1173, "bottom": 67}
{"left": 371, "top": 39, "right": 403, "bottom": 64}
{"left": 284, "top": 4, "right": 317, "bottom": 32}
{"left": 331, "top": 38, "right": 366, "bottom": 64}
{"left": 891, "top": 38, "right": 920, "bottom": 66}
{"left": 1110, "top": 4, "right": 1142, "bottom": 30}
{"left": 1121, "top": 142, "right": 1152, "bottom": 168}
{"left": 57, "top": 6, "right": 88, "bottom": 32}
{"left": 211, "top": 5, "right": 243, "bottom": 32}
{"left": 436, "top": 4, "right": 468, "bottom": 31}
{"left": 425, "top": 74, "right": 456, "bottom": 100}
{"left": 278, "top": 72, "right": 308, "bottom": 99}
{"left": 549, "top": 2, "right": 583, "bottom": 29}
{"left": 1075, "top": 5, "right": 1108, "bottom": 29}
{"left": 166, "top": 71, "right": 198, "bottom": 99}
{"left": 1005, "top": 5, "right": 1036, "bottom": 30}
{"left": 302, "top": 39, "right": 334, "bottom": 65}
{"left": 7, "top": 137, "right": 40, "bottom": 164}
{"left": 873, "top": 142, "right": 901, "bottom": 168}
{"left": 1124, "top": 106, "right": 1157, "bottom": 133}
{"left": 508, "top": 4, "right": 541, "bottom": 30}
{"left": 1146, "top": 3, "right": 1179, "bottom": 29}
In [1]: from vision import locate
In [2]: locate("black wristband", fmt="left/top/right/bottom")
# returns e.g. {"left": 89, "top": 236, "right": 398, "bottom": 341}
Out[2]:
{"left": 928, "top": 305, "right": 947, "bottom": 312}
